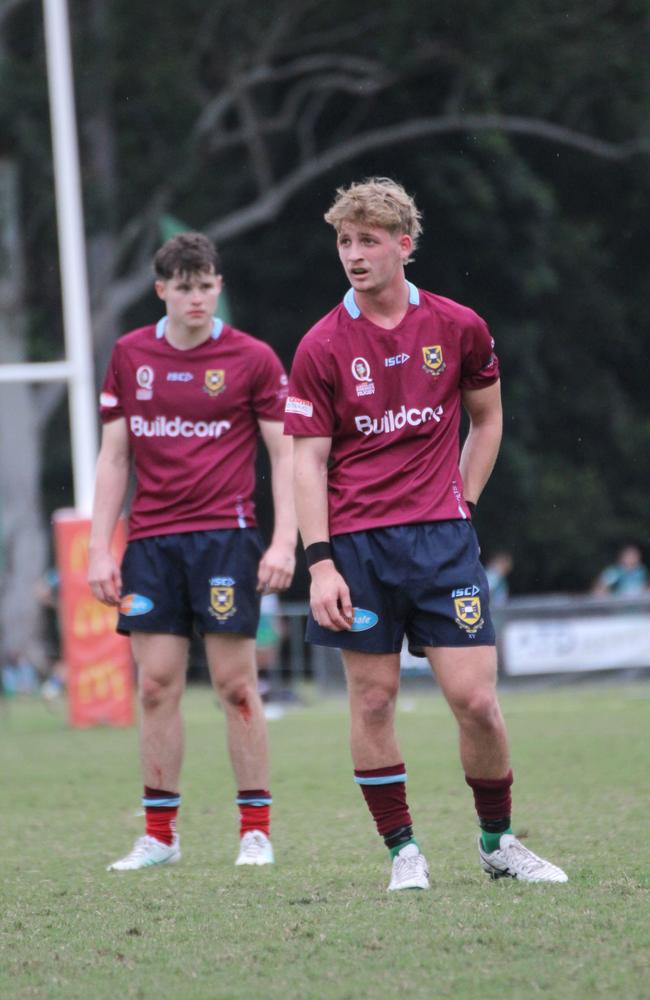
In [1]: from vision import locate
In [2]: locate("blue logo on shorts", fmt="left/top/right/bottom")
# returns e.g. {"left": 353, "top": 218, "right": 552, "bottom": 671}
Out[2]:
{"left": 120, "top": 593, "right": 154, "bottom": 616}
{"left": 350, "top": 607, "right": 378, "bottom": 631}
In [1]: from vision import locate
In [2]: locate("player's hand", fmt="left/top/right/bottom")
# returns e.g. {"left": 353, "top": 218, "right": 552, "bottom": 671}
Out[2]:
{"left": 309, "top": 560, "right": 353, "bottom": 631}
{"left": 257, "top": 540, "right": 296, "bottom": 593}
{"left": 88, "top": 547, "right": 122, "bottom": 606}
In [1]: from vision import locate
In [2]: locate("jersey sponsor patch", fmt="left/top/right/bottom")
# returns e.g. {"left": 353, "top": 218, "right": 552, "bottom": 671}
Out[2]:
{"left": 129, "top": 415, "right": 231, "bottom": 438}
{"left": 285, "top": 396, "right": 313, "bottom": 417}
{"left": 167, "top": 371, "right": 193, "bottom": 382}
{"left": 355, "top": 404, "right": 443, "bottom": 436}
{"left": 350, "top": 607, "right": 379, "bottom": 632}
{"left": 100, "top": 391, "right": 119, "bottom": 408}
{"left": 120, "top": 593, "right": 154, "bottom": 616}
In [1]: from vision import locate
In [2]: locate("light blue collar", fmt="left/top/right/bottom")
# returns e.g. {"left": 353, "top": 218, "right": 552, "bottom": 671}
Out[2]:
{"left": 155, "top": 316, "right": 224, "bottom": 339}
{"left": 343, "top": 281, "right": 419, "bottom": 319}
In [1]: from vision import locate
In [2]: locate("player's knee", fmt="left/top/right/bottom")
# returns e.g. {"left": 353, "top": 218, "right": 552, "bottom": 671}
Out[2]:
{"left": 139, "top": 672, "right": 178, "bottom": 711}
{"left": 357, "top": 685, "right": 397, "bottom": 728}
{"left": 217, "top": 675, "right": 257, "bottom": 712}
{"left": 456, "top": 688, "right": 501, "bottom": 730}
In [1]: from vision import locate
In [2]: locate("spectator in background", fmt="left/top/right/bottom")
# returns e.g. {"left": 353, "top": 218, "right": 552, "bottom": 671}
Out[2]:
{"left": 592, "top": 544, "right": 649, "bottom": 597}
{"left": 485, "top": 552, "right": 514, "bottom": 608}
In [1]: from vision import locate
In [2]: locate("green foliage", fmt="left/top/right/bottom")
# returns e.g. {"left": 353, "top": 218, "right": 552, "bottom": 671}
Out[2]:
{"left": 2, "top": 685, "right": 650, "bottom": 999}
{"left": 1, "top": 0, "right": 649, "bottom": 591}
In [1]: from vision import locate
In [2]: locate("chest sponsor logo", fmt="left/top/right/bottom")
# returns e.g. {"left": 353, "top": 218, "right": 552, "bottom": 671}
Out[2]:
{"left": 454, "top": 596, "right": 484, "bottom": 636}
{"left": 285, "top": 396, "right": 313, "bottom": 417}
{"left": 209, "top": 576, "right": 237, "bottom": 621}
{"left": 129, "top": 415, "right": 231, "bottom": 438}
{"left": 385, "top": 353, "right": 410, "bottom": 368}
{"left": 350, "top": 607, "right": 379, "bottom": 632}
{"left": 204, "top": 369, "right": 225, "bottom": 396}
{"left": 167, "top": 371, "right": 193, "bottom": 382}
{"left": 355, "top": 404, "right": 443, "bottom": 436}
{"left": 119, "top": 593, "right": 154, "bottom": 617}
{"left": 422, "top": 345, "right": 446, "bottom": 376}
{"left": 136, "top": 365, "right": 155, "bottom": 400}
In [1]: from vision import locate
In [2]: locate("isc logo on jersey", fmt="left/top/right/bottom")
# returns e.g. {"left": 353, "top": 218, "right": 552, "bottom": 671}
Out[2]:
{"left": 384, "top": 353, "right": 410, "bottom": 367}
{"left": 130, "top": 415, "right": 231, "bottom": 438}
{"left": 355, "top": 404, "right": 443, "bottom": 436}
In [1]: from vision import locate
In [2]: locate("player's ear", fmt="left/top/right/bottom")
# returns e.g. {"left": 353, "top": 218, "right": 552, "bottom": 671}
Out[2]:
{"left": 154, "top": 279, "right": 167, "bottom": 302}
{"left": 399, "top": 234, "right": 413, "bottom": 260}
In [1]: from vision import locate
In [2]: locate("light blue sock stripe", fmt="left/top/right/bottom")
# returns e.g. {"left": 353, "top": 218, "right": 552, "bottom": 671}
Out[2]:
{"left": 354, "top": 774, "right": 407, "bottom": 786}
{"left": 142, "top": 796, "right": 181, "bottom": 808}
{"left": 236, "top": 798, "right": 273, "bottom": 806}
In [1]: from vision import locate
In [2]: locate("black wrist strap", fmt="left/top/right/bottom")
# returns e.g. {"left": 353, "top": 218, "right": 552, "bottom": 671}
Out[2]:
{"left": 305, "top": 541, "right": 332, "bottom": 568}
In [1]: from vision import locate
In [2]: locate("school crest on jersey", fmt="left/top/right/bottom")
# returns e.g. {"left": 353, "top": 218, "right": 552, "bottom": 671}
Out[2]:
{"left": 209, "top": 576, "right": 237, "bottom": 620}
{"left": 203, "top": 369, "right": 225, "bottom": 396}
{"left": 422, "top": 345, "right": 446, "bottom": 376}
{"left": 454, "top": 596, "right": 484, "bottom": 635}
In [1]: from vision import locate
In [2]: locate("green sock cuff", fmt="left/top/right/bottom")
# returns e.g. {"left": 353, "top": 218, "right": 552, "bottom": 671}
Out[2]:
{"left": 389, "top": 837, "right": 418, "bottom": 859}
{"left": 480, "top": 827, "right": 512, "bottom": 853}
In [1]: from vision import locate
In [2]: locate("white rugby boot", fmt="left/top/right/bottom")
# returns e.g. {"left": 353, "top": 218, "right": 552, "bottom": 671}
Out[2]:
{"left": 478, "top": 833, "right": 568, "bottom": 883}
{"left": 235, "top": 830, "right": 275, "bottom": 866}
{"left": 107, "top": 834, "right": 181, "bottom": 871}
{"left": 387, "top": 842, "right": 430, "bottom": 891}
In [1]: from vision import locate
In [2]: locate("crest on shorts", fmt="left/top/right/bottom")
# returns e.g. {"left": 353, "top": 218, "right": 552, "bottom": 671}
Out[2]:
{"left": 203, "top": 369, "right": 225, "bottom": 396}
{"left": 209, "top": 576, "right": 237, "bottom": 620}
{"left": 454, "top": 596, "right": 484, "bottom": 634}
{"left": 422, "top": 345, "right": 446, "bottom": 376}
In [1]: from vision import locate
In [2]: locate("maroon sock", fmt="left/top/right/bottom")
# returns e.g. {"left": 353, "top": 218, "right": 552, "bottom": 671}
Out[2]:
{"left": 465, "top": 769, "right": 513, "bottom": 830}
{"left": 237, "top": 789, "right": 272, "bottom": 837}
{"left": 143, "top": 786, "right": 180, "bottom": 845}
{"left": 354, "top": 763, "right": 412, "bottom": 836}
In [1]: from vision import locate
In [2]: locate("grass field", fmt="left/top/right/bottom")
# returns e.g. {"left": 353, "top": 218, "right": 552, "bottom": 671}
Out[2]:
{"left": 2, "top": 680, "right": 650, "bottom": 1000}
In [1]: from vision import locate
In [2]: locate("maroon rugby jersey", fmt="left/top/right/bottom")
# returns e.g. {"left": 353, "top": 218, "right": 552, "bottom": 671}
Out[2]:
{"left": 100, "top": 318, "right": 288, "bottom": 540}
{"left": 284, "top": 282, "right": 499, "bottom": 536}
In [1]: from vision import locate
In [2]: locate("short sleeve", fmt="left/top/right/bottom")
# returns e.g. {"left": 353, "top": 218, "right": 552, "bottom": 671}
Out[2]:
{"left": 460, "top": 313, "right": 500, "bottom": 390}
{"left": 284, "top": 337, "right": 335, "bottom": 437}
{"left": 250, "top": 342, "right": 289, "bottom": 421}
{"left": 99, "top": 343, "right": 125, "bottom": 423}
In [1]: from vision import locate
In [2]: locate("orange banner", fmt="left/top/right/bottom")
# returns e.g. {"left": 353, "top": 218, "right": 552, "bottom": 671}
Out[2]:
{"left": 53, "top": 510, "right": 134, "bottom": 728}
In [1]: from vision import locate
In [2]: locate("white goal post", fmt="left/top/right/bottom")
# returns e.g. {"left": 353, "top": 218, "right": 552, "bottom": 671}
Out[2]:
{"left": 0, "top": 0, "right": 97, "bottom": 515}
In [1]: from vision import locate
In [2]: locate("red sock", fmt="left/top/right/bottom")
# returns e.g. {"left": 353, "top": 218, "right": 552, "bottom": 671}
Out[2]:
{"left": 465, "top": 770, "right": 513, "bottom": 827}
{"left": 143, "top": 786, "right": 180, "bottom": 846}
{"left": 237, "top": 789, "right": 272, "bottom": 837}
{"left": 354, "top": 763, "right": 412, "bottom": 836}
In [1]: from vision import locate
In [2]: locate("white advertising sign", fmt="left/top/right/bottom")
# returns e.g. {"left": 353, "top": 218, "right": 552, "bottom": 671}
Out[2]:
{"left": 502, "top": 614, "right": 650, "bottom": 675}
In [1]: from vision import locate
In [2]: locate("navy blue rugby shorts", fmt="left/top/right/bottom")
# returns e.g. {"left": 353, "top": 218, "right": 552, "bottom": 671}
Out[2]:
{"left": 117, "top": 528, "right": 264, "bottom": 638}
{"left": 306, "top": 520, "right": 495, "bottom": 655}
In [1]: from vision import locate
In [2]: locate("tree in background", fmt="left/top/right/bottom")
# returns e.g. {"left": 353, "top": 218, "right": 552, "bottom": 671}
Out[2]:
{"left": 0, "top": 0, "right": 648, "bottom": 660}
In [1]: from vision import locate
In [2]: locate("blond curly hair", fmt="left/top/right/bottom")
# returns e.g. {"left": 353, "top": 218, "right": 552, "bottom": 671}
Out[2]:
{"left": 324, "top": 177, "right": 423, "bottom": 262}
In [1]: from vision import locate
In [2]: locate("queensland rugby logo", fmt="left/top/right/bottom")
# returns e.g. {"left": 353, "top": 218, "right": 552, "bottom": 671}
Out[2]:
{"left": 120, "top": 593, "right": 154, "bottom": 617}
{"left": 203, "top": 369, "right": 225, "bottom": 396}
{"left": 350, "top": 607, "right": 379, "bottom": 632}
{"left": 351, "top": 357, "right": 375, "bottom": 397}
{"left": 209, "top": 576, "right": 237, "bottom": 621}
{"left": 422, "top": 345, "right": 446, "bottom": 376}
{"left": 136, "top": 365, "right": 155, "bottom": 400}
{"left": 454, "top": 596, "right": 484, "bottom": 635}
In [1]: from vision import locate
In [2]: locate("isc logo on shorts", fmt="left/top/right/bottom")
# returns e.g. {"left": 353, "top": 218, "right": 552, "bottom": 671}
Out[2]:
{"left": 451, "top": 585, "right": 480, "bottom": 598}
